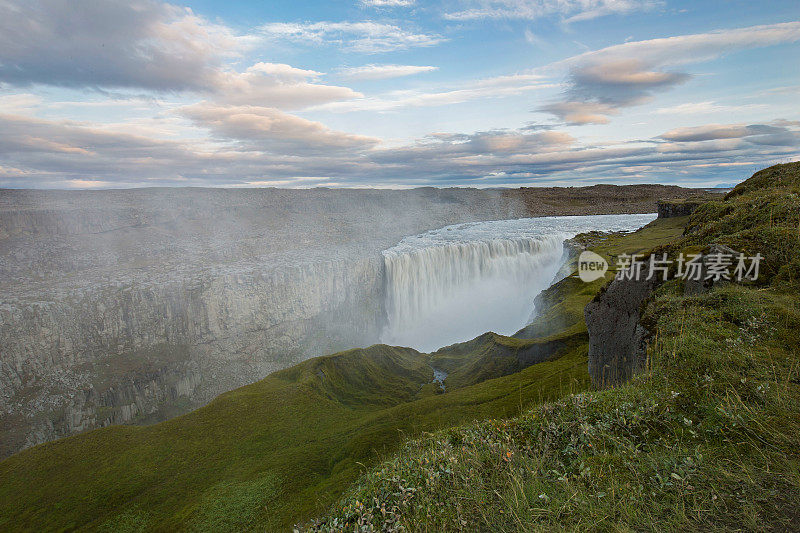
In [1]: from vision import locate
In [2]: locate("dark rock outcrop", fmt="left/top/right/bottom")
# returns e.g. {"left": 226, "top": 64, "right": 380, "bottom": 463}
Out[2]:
{"left": 585, "top": 242, "right": 743, "bottom": 387}
{"left": 585, "top": 276, "right": 658, "bottom": 387}
{"left": 683, "top": 244, "right": 740, "bottom": 295}
{"left": 657, "top": 199, "right": 703, "bottom": 218}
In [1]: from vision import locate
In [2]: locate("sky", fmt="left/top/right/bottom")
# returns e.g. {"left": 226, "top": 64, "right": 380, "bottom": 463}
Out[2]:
{"left": 0, "top": 0, "right": 798, "bottom": 189}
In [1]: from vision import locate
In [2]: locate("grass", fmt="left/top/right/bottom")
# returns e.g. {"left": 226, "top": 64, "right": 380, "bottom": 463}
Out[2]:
{"left": 0, "top": 192, "right": 691, "bottom": 531}
{"left": 307, "top": 162, "right": 800, "bottom": 531}
{"left": 0, "top": 344, "right": 592, "bottom": 531}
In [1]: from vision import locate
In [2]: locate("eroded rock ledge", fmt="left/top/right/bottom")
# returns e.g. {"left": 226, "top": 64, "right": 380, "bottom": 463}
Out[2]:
{"left": 585, "top": 276, "right": 657, "bottom": 388}
{"left": 585, "top": 243, "right": 741, "bottom": 388}
{"left": 657, "top": 199, "right": 703, "bottom": 218}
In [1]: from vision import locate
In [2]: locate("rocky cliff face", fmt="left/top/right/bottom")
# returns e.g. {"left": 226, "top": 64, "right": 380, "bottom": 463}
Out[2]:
{"left": 583, "top": 242, "right": 743, "bottom": 389}
{"left": 657, "top": 199, "right": 703, "bottom": 218}
{"left": 0, "top": 256, "right": 386, "bottom": 457}
{"left": 584, "top": 276, "right": 657, "bottom": 388}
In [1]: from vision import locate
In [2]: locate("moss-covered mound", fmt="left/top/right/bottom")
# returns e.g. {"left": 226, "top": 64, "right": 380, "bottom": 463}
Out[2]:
{"left": 725, "top": 161, "right": 800, "bottom": 199}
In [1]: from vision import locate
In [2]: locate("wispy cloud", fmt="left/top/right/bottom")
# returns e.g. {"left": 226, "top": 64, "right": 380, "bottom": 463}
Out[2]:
{"left": 316, "top": 73, "right": 555, "bottom": 112}
{"left": 337, "top": 64, "right": 438, "bottom": 80}
{"left": 360, "top": 0, "right": 415, "bottom": 6}
{"left": 444, "top": 0, "right": 660, "bottom": 22}
{"left": 659, "top": 122, "right": 800, "bottom": 145}
{"left": 0, "top": 93, "right": 41, "bottom": 113}
{"left": 259, "top": 21, "right": 445, "bottom": 53}
{"left": 654, "top": 101, "right": 766, "bottom": 115}
{"left": 66, "top": 179, "right": 115, "bottom": 188}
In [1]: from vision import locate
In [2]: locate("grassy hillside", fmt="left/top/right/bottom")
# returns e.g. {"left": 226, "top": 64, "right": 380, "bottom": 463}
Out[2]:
{"left": 0, "top": 205, "right": 689, "bottom": 532}
{"left": 307, "top": 163, "right": 800, "bottom": 531}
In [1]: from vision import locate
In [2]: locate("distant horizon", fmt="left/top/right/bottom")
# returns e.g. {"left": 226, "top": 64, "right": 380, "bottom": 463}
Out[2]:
{"left": 1, "top": 1, "right": 798, "bottom": 189}
{"left": 0, "top": 182, "right": 736, "bottom": 192}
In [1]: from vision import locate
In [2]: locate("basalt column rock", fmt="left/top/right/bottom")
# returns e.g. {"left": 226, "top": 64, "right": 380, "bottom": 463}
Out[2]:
{"left": 584, "top": 275, "right": 658, "bottom": 387}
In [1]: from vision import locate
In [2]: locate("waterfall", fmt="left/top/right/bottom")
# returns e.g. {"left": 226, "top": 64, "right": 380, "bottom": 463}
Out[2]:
{"left": 380, "top": 214, "right": 657, "bottom": 352}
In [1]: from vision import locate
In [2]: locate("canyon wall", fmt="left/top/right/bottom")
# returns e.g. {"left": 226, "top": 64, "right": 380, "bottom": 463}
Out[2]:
{"left": 0, "top": 256, "right": 384, "bottom": 456}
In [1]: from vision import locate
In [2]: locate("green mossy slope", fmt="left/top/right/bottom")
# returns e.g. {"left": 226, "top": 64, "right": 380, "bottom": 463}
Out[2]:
{"left": 0, "top": 345, "right": 591, "bottom": 531}
{"left": 308, "top": 162, "right": 800, "bottom": 531}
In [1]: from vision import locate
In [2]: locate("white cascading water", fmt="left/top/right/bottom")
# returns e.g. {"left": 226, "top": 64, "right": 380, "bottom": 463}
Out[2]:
{"left": 380, "top": 213, "right": 657, "bottom": 352}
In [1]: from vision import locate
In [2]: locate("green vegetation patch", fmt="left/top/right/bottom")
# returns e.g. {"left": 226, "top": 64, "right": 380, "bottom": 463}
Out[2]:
{"left": 184, "top": 475, "right": 280, "bottom": 532}
{"left": 97, "top": 509, "right": 151, "bottom": 533}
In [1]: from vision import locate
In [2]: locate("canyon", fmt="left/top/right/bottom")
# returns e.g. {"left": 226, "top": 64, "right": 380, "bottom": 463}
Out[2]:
{"left": 0, "top": 185, "right": 714, "bottom": 457}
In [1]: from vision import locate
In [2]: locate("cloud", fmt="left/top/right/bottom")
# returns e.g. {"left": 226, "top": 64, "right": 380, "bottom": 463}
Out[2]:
{"left": 524, "top": 29, "right": 544, "bottom": 46}
{"left": 365, "top": 120, "right": 800, "bottom": 186}
{"left": 238, "top": 63, "right": 324, "bottom": 81}
{"left": 0, "top": 0, "right": 245, "bottom": 91}
{"left": 563, "top": 0, "right": 659, "bottom": 22}
{"left": 316, "top": 73, "right": 555, "bottom": 112}
{"left": 0, "top": 1, "right": 372, "bottom": 111}
{"left": 180, "top": 103, "right": 380, "bottom": 154}
{"left": 539, "top": 21, "right": 800, "bottom": 124}
{"left": 1, "top": 112, "right": 798, "bottom": 188}
{"left": 409, "top": 129, "right": 576, "bottom": 156}
{"left": 211, "top": 62, "right": 362, "bottom": 109}
{"left": 558, "top": 21, "right": 800, "bottom": 70}
{"left": 260, "top": 21, "right": 446, "bottom": 54}
{"left": 539, "top": 101, "right": 618, "bottom": 125}
{"left": 444, "top": 0, "right": 659, "bottom": 22}
{"left": 660, "top": 124, "right": 758, "bottom": 142}
{"left": 338, "top": 64, "right": 438, "bottom": 80}
{"left": 0, "top": 112, "right": 205, "bottom": 187}
{"left": 361, "top": 0, "right": 415, "bottom": 6}
{"left": 659, "top": 122, "right": 800, "bottom": 146}
{"left": 258, "top": 21, "right": 445, "bottom": 53}
{"left": 569, "top": 59, "right": 689, "bottom": 100}
{"left": 0, "top": 111, "right": 380, "bottom": 187}
{"left": 66, "top": 179, "right": 115, "bottom": 188}
{"left": 0, "top": 93, "right": 41, "bottom": 113}
{"left": 541, "top": 59, "right": 688, "bottom": 123}
{"left": 654, "top": 101, "right": 766, "bottom": 115}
